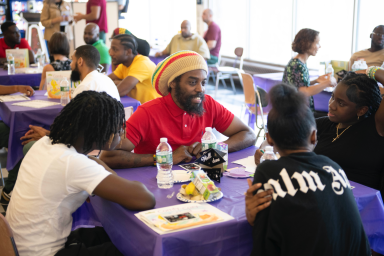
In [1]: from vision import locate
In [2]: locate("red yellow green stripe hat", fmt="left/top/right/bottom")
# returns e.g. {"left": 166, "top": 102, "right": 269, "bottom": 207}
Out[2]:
{"left": 152, "top": 50, "right": 208, "bottom": 96}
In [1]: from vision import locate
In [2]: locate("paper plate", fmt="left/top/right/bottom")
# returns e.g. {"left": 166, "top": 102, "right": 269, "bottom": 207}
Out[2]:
{"left": 172, "top": 170, "right": 192, "bottom": 183}
{"left": 223, "top": 168, "right": 251, "bottom": 179}
{"left": 176, "top": 191, "right": 223, "bottom": 203}
{"left": 156, "top": 170, "right": 191, "bottom": 183}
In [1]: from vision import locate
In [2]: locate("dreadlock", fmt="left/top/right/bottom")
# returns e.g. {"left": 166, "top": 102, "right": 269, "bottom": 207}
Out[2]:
{"left": 112, "top": 34, "right": 138, "bottom": 55}
{"left": 49, "top": 91, "right": 126, "bottom": 153}
{"left": 341, "top": 72, "right": 382, "bottom": 118}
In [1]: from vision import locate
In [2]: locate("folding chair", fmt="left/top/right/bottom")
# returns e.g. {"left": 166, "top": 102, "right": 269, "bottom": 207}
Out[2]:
{"left": 241, "top": 72, "right": 269, "bottom": 140}
{"left": 215, "top": 47, "right": 244, "bottom": 97}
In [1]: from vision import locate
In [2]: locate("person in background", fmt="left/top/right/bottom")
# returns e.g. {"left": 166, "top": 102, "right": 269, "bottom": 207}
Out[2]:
{"left": 70, "top": 45, "right": 120, "bottom": 100}
{"left": 0, "top": 21, "right": 35, "bottom": 64}
{"left": 255, "top": 70, "right": 384, "bottom": 202}
{"left": 108, "top": 34, "right": 161, "bottom": 103}
{"left": 100, "top": 51, "right": 256, "bottom": 169}
{"left": 248, "top": 83, "right": 370, "bottom": 256}
{"left": 283, "top": 28, "right": 336, "bottom": 117}
{"left": 0, "top": 85, "right": 34, "bottom": 212}
{"left": 110, "top": 28, "right": 150, "bottom": 72}
{"left": 84, "top": 23, "right": 111, "bottom": 72}
{"left": 6, "top": 91, "right": 155, "bottom": 256}
{"left": 39, "top": 32, "right": 71, "bottom": 90}
{"left": 349, "top": 25, "right": 384, "bottom": 71}
{"left": 155, "top": 20, "right": 210, "bottom": 60}
{"left": 40, "top": 0, "right": 73, "bottom": 59}
{"left": 202, "top": 9, "right": 221, "bottom": 65}
{"left": 73, "top": 0, "right": 108, "bottom": 43}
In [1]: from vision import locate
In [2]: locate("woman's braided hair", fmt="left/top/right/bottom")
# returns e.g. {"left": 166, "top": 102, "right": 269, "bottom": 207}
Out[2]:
{"left": 49, "top": 91, "right": 126, "bottom": 153}
{"left": 341, "top": 72, "right": 382, "bottom": 118}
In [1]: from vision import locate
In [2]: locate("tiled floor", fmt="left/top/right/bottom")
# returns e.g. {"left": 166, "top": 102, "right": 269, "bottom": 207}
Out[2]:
{"left": 0, "top": 77, "right": 266, "bottom": 216}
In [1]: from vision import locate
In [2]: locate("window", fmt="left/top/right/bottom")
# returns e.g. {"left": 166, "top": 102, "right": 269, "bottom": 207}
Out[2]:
{"left": 355, "top": 0, "right": 384, "bottom": 53}
{"left": 210, "top": 0, "right": 248, "bottom": 58}
{"left": 295, "top": 0, "right": 354, "bottom": 69}
{"left": 249, "top": 0, "right": 293, "bottom": 65}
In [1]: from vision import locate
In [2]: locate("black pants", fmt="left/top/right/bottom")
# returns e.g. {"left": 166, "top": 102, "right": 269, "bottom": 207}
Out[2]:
{"left": 55, "top": 227, "right": 123, "bottom": 256}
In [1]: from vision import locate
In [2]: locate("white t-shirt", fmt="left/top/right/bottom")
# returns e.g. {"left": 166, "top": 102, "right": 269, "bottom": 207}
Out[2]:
{"left": 72, "top": 70, "right": 121, "bottom": 101}
{"left": 6, "top": 136, "right": 111, "bottom": 256}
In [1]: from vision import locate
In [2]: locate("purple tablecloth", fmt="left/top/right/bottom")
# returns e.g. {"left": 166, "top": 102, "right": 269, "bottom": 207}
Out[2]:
{"left": 253, "top": 72, "right": 330, "bottom": 112}
{"left": 0, "top": 90, "right": 141, "bottom": 170}
{"left": 149, "top": 55, "right": 167, "bottom": 65}
{"left": 71, "top": 146, "right": 384, "bottom": 255}
{"left": 0, "top": 69, "right": 41, "bottom": 87}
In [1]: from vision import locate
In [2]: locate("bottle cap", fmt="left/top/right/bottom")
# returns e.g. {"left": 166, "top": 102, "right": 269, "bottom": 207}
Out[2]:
{"left": 160, "top": 138, "right": 167, "bottom": 143}
{"left": 205, "top": 127, "right": 212, "bottom": 132}
{"left": 265, "top": 146, "right": 273, "bottom": 152}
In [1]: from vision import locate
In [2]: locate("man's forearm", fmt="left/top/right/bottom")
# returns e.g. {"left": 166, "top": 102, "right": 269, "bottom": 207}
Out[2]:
{"left": 224, "top": 130, "right": 256, "bottom": 153}
{"left": 100, "top": 150, "right": 154, "bottom": 169}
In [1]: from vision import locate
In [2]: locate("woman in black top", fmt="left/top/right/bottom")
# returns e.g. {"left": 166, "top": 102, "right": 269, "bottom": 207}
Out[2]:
{"left": 39, "top": 32, "right": 72, "bottom": 90}
{"left": 255, "top": 71, "right": 384, "bottom": 193}
{"left": 248, "top": 83, "right": 370, "bottom": 256}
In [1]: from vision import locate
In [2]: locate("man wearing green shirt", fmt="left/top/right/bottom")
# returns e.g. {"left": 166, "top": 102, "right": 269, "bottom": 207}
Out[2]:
{"left": 83, "top": 23, "right": 111, "bottom": 72}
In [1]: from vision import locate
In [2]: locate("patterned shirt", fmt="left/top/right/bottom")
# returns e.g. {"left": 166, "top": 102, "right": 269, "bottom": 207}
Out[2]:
{"left": 282, "top": 58, "right": 314, "bottom": 111}
{"left": 51, "top": 59, "right": 71, "bottom": 71}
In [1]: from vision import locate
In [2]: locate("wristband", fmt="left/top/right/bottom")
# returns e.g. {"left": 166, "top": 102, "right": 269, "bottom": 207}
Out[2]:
{"left": 153, "top": 154, "right": 156, "bottom": 166}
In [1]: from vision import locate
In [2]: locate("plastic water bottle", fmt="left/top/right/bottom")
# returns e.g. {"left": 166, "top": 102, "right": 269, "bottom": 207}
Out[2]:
{"left": 326, "top": 64, "right": 334, "bottom": 77}
{"left": 201, "top": 127, "right": 217, "bottom": 151}
{"left": 60, "top": 78, "right": 70, "bottom": 106}
{"left": 36, "top": 49, "right": 43, "bottom": 69}
{"left": 7, "top": 54, "right": 15, "bottom": 75}
{"left": 156, "top": 138, "right": 174, "bottom": 189}
{"left": 260, "top": 146, "right": 277, "bottom": 163}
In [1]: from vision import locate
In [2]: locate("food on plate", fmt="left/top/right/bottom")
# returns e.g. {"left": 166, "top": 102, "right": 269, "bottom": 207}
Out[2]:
{"left": 179, "top": 180, "right": 221, "bottom": 201}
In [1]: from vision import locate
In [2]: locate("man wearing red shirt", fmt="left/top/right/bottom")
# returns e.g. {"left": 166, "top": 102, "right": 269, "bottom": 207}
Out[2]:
{"left": 100, "top": 50, "right": 256, "bottom": 168}
{"left": 202, "top": 9, "right": 221, "bottom": 65}
{"left": 0, "top": 21, "right": 35, "bottom": 64}
{"left": 74, "top": 0, "right": 108, "bottom": 43}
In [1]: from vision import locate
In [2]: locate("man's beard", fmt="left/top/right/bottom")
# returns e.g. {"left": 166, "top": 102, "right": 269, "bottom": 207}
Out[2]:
{"left": 70, "top": 63, "right": 81, "bottom": 82}
{"left": 86, "top": 37, "right": 98, "bottom": 45}
{"left": 174, "top": 82, "right": 205, "bottom": 116}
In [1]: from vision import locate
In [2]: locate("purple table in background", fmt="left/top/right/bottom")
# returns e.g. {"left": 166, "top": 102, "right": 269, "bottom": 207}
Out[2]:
{"left": 72, "top": 146, "right": 384, "bottom": 255}
{"left": 149, "top": 55, "right": 167, "bottom": 65}
{"left": 0, "top": 90, "right": 140, "bottom": 170}
{"left": 0, "top": 69, "right": 41, "bottom": 87}
{"left": 253, "top": 72, "right": 331, "bottom": 112}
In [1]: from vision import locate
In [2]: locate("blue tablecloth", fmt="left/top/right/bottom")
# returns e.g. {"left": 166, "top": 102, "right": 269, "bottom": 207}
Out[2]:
{"left": 0, "top": 90, "right": 140, "bottom": 170}
{"left": 72, "top": 146, "right": 384, "bottom": 255}
{"left": 149, "top": 55, "right": 167, "bottom": 65}
{"left": 0, "top": 69, "right": 42, "bottom": 87}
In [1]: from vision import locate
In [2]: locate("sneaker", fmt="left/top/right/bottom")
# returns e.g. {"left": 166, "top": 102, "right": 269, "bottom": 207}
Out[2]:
{"left": 1, "top": 190, "right": 11, "bottom": 212}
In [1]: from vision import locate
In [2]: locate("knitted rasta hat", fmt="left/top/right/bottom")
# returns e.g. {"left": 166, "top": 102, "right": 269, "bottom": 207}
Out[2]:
{"left": 152, "top": 51, "right": 208, "bottom": 96}
{"left": 113, "top": 28, "right": 132, "bottom": 36}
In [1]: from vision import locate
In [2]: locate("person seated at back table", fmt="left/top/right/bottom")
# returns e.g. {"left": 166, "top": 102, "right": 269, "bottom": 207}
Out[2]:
{"left": 349, "top": 25, "right": 384, "bottom": 71}
{"left": 0, "top": 21, "right": 35, "bottom": 65}
{"left": 83, "top": 23, "right": 111, "bottom": 73}
{"left": 254, "top": 70, "right": 384, "bottom": 199}
{"left": 39, "top": 32, "right": 72, "bottom": 90}
{"left": 155, "top": 20, "right": 210, "bottom": 60}
{"left": 283, "top": 28, "right": 336, "bottom": 118}
{"left": 6, "top": 91, "right": 156, "bottom": 256}
{"left": 202, "top": 9, "right": 221, "bottom": 65}
{"left": 100, "top": 51, "right": 256, "bottom": 168}
{"left": 71, "top": 44, "right": 120, "bottom": 100}
{"left": 110, "top": 27, "right": 150, "bottom": 72}
{"left": 108, "top": 34, "right": 161, "bottom": 104}
{"left": 246, "top": 83, "right": 370, "bottom": 256}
